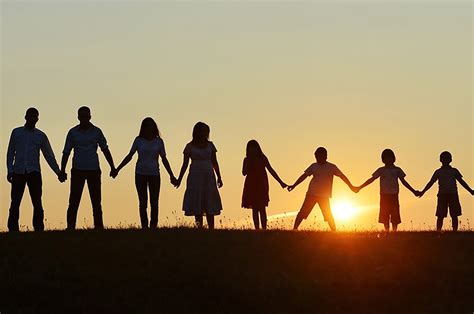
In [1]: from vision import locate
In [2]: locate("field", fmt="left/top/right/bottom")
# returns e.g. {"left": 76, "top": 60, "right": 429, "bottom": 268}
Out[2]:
{"left": 1, "top": 229, "right": 473, "bottom": 314}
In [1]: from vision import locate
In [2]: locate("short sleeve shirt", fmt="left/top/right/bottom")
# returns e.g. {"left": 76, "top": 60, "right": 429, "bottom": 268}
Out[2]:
{"left": 183, "top": 141, "right": 217, "bottom": 172}
{"left": 431, "top": 166, "right": 462, "bottom": 194}
{"left": 304, "top": 162, "right": 343, "bottom": 198}
{"left": 372, "top": 166, "right": 406, "bottom": 194}
{"left": 63, "top": 124, "right": 108, "bottom": 171}
{"left": 129, "top": 137, "right": 166, "bottom": 176}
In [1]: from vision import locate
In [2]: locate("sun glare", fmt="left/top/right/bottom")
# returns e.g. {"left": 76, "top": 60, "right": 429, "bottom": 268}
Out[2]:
{"left": 332, "top": 200, "right": 358, "bottom": 221}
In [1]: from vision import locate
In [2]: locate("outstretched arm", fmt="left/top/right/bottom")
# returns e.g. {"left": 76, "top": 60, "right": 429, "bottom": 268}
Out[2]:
{"left": 457, "top": 177, "right": 474, "bottom": 195}
{"left": 338, "top": 172, "right": 356, "bottom": 192}
{"left": 265, "top": 158, "right": 287, "bottom": 188}
{"left": 102, "top": 148, "right": 116, "bottom": 172}
{"left": 357, "top": 176, "right": 377, "bottom": 192}
{"left": 113, "top": 152, "right": 134, "bottom": 177}
{"left": 420, "top": 177, "right": 437, "bottom": 196}
{"left": 161, "top": 156, "right": 176, "bottom": 184}
{"left": 176, "top": 154, "right": 190, "bottom": 188}
{"left": 400, "top": 177, "right": 418, "bottom": 196}
{"left": 211, "top": 152, "right": 223, "bottom": 188}
{"left": 288, "top": 173, "right": 309, "bottom": 192}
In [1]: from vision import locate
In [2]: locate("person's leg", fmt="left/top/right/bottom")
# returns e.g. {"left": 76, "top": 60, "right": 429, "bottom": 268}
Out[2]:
{"left": 260, "top": 208, "right": 267, "bottom": 230}
{"left": 206, "top": 215, "right": 215, "bottom": 230}
{"left": 383, "top": 223, "right": 390, "bottom": 232}
{"left": 319, "top": 199, "right": 336, "bottom": 231}
{"left": 436, "top": 217, "right": 444, "bottom": 231}
{"left": 252, "top": 208, "right": 260, "bottom": 230}
{"left": 67, "top": 169, "right": 86, "bottom": 230}
{"left": 293, "top": 195, "right": 316, "bottom": 230}
{"left": 379, "top": 195, "right": 390, "bottom": 232}
{"left": 26, "top": 172, "right": 44, "bottom": 231}
{"left": 435, "top": 195, "right": 448, "bottom": 232}
{"left": 452, "top": 217, "right": 458, "bottom": 231}
{"left": 391, "top": 223, "right": 398, "bottom": 232}
{"left": 135, "top": 174, "right": 149, "bottom": 229}
{"left": 8, "top": 174, "right": 27, "bottom": 232}
{"left": 195, "top": 215, "right": 203, "bottom": 228}
{"left": 87, "top": 170, "right": 103, "bottom": 229}
{"left": 148, "top": 175, "right": 160, "bottom": 228}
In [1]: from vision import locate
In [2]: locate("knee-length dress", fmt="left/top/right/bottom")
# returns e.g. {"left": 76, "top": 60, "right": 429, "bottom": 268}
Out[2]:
{"left": 182, "top": 141, "right": 222, "bottom": 216}
{"left": 241, "top": 156, "right": 270, "bottom": 209}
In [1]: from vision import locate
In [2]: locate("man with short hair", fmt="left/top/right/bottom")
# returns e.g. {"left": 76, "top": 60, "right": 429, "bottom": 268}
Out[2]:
{"left": 6, "top": 107, "right": 66, "bottom": 232}
{"left": 60, "top": 106, "right": 116, "bottom": 230}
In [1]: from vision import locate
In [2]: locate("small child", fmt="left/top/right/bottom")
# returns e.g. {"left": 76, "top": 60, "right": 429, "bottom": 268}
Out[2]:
{"left": 241, "top": 140, "right": 287, "bottom": 230}
{"left": 288, "top": 147, "right": 356, "bottom": 231}
{"left": 355, "top": 149, "right": 418, "bottom": 232}
{"left": 419, "top": 151, "right": 474, "bottom": 232}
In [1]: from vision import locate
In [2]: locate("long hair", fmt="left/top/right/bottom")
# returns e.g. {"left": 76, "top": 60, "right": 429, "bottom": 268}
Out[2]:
{"left": 191, "top": 122, "right": 210, "bottom": 144}
{"left": 246, "top": 140, "right": 265, "bottom": 160}
{"left": 138, "top": 117, "right": 160, "bottom": 139}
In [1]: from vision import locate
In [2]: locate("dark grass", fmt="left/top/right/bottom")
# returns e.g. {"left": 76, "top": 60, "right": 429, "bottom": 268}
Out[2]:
{"left": 0, "top": 229, "right": 473, "bottom": 314}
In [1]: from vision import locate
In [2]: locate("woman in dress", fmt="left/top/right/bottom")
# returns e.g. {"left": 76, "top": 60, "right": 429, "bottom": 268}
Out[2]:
{"left": 242, "top": 140, "right": 287, "bottom": 230}
{"left": 111, "top": 117, "right": 176, "bottom": 229}
{"left": 175, "top": 122, "right": 223, "bottom": 229}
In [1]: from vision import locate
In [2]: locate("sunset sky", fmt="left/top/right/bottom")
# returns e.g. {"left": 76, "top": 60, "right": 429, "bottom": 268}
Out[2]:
{"left": 1, "top": 1, "right": 472, "bottom": 231}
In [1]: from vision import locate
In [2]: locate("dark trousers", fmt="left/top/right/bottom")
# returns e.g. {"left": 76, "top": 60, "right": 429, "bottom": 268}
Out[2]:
{"left": 135, "top": 174, "right": 161, "bottom": 228}
{"left": 67, "top": 168, "right": 103, "bottom": 230}
{"left": 8, "top": 172, "right": 44, "bottom": 232}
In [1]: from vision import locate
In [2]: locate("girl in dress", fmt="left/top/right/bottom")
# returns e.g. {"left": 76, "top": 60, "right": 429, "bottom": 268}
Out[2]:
{"left": 112, "top": 117, "right": 176, "bottom": 229}
{"left": 242, "top": 140, "right": 287, "bottom": 230}
{"left": 175, "top": 122, "right": 223, "bottom": 229}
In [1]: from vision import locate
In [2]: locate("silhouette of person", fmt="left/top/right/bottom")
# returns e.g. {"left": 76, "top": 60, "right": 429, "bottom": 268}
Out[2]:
{"left": 354, "top": 149, "right": 418, "bottom": 232}
{"left": 60, "top": 106, "right": 116, "bottom": 230}
{"left": 288, "top": 147, "right": 356, "bottom": 231}
{"left": 6, "top": 107, "right": 66, "bottom": 232}
{"left": 174, "top": 122, "right": 223, "bottom": 229}
{"left": 242, "top": 140, "right": 287, "bottom": 230}
{"left": 111, "top": 117, "right": 176, "bottom": 229}
{"left": 418, "top": 151, "right": 474, "bottom": 232}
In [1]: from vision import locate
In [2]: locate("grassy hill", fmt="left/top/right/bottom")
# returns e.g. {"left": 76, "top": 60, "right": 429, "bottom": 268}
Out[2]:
{"left": 1, "top": 229, "right": 473, "bottom": 313}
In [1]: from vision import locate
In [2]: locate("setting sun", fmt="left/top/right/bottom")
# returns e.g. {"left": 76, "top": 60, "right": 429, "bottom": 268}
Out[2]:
{"left": 332, "top": 200, "right": 358, "bottom": 221}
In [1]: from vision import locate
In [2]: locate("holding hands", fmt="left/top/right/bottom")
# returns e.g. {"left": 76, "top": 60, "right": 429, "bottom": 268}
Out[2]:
{"left": 110, "top": 168, "right": 119, "bottom": 179}
{"left": 58, "top": 171, "right": 67, "bottom": 183}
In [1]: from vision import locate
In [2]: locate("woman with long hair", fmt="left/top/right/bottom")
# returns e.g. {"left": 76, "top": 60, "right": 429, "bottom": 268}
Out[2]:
{"left": 175, "top": 122, "right": 223, "bottom": 229}
{"left": 112, "top": 117, "right": 176, "bottom": 229}
{"left": 242, "top": 140, "right": 287, "bottom": 229}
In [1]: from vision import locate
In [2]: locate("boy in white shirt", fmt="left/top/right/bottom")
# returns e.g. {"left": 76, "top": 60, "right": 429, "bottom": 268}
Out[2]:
{"left": 355, "top": 149, "right": 418, "bottom": 232}
{"left": 288, "top": 147, "right": 356, "bottom": 231}
{"left": 419, "top": 151, "right": 473, "bottom": 232}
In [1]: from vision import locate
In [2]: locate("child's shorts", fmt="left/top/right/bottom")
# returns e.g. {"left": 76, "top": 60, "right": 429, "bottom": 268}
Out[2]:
{"left": 298, "top": 195, "right": 333, "bottom": 222}
{"left": 436, "top": 194, "right": 461, "bottom": 218}
{"left": 379, "top": 194, "right": 401, "bottom": 225}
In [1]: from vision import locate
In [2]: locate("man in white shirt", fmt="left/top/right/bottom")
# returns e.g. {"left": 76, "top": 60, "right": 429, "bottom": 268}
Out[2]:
{"left": 6, "top": 107, "right": 66, "bottom": 232}
{"left": 60, "top": 106, "right": 116, "bottom": 230}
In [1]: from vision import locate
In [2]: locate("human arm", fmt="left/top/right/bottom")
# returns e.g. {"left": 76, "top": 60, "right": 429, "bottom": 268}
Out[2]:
{"left": 211, "top": 151, "right": 223, "bottom": 188}
{"left": 161, "top": 156, "right": 177, "bottom": 185}
{"left": 40, "top": 135, "right": 65, "bottom": 182}
{"left": 6, "top": 130, "right": 15, "bottom": 183}
{"left": 419, "top": 172, "right": 437, "bottom": 197}
{"left": 265, "top": 157, "right": 287, "bottom": 188}
{"left": 112, "top": 152, "right": 134, "bottom": 178}
{"left": 400, "top": 177, "right": 418, "bottom": 196}
{"left": 338, "top": 171, "right": 356, "bottom": 192}
{"left": 356, "top": 176, "right": 377, "bottom": 192}
{"left": 456, "top": 176, "right": 474, "bottom": 195}
{"left": 287, "top": 173, "right": 309, "bottom": 192}
{"left": 242, "top": 158, "right": 248, "bottom": 176}
{"left": 175, "top": 154, "right": 190, "bottom": 188}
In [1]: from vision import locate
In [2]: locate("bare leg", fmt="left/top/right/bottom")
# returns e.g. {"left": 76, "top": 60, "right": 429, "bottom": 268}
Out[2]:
{"left": 206, "top": 215, "right": 215, "bottom": 230}
{"left": 327, "top": 217, "right": 337, "bottom": 232}
{"left": 293, "top": 212, "right": 305, "bottom": 230}
{"left": 436, "top": 217, "right": 443, "bottom": 231}
{"left": 452, "top": 217, "right": 458, "bottom": 232}
{"left": 252, "top": 208, "right": 260, "bottom": 230}
{"left": 392, "top": 223, "right": 398, "bottom": 232}
{"left": 260, "top": 208, "right": 267, "bottom": 230}
{"left": 384, "top": 223, "right": 390, "bottom": 232}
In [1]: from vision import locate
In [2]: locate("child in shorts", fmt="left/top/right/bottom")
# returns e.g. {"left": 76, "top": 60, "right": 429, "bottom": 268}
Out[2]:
{"left": 419, "top": 151, "right": 473, "bottom": 231}
{"left": 354, "top": 149, "right": 418, "bottom": 232}
{"left": 288, "top": 147, "right": 356, "bottom": 231}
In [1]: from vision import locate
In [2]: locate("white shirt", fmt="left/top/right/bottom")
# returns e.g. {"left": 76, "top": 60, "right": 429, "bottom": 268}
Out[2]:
{"left": 129, "top": 137, "right": 166, "bottom": 176}
{"left": 6, "top": 126, "right": 60, "bottom": 175}
{"left": 431, "top": 166, "right": 462, "bottom": 194}
{"left": 372, "top": 166, "right": 406, "bottom": 194}
{"left": 304, "top": 162, "right": 343, "bottom": 198}
{"left": 63, "top": 124, "right": 108, "bottom": 171}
